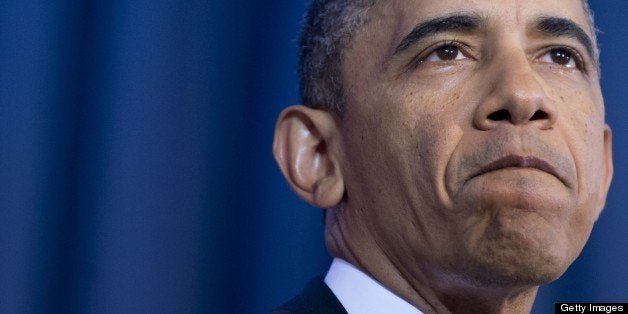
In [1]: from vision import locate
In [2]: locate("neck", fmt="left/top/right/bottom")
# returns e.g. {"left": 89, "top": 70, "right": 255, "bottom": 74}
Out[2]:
{"left": 430, "top": 281, "right": 538, "bottom": 313}
{"left": 324, "top": 209, "right": 539, "bottom": 314}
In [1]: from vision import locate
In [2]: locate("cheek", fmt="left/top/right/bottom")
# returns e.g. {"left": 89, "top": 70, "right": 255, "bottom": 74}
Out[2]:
{"left": 339, "top": 88, "right": 466, "bottom": 228}
{"left": 546, "top": 78, "right": 606, "bottom": 196}
{"left": 392, "top": 88, "right": 469, "bottom": 192}
{"left": 569, "top": 131, "right": 606, "bottom": 230}
{"left": 554, "top": 107, "right": 607, "bottom": 250}
{"left": 408, "top": 114, "right": 465, "bottom": 206}
{"left": 560, "top": 114, "right": 606, "bottom": 199}
{"left": 383, "top": 83, "right": 481, "bottom": 217}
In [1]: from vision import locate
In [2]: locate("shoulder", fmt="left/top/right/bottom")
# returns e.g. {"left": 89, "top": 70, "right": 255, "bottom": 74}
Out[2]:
{"left": 272, "top": 276, "right": 347, "bottom": 314}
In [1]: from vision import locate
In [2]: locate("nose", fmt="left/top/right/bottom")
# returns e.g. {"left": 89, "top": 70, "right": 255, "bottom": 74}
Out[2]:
{"left": 473, "top": 52, "right": 557, "bottom": 131}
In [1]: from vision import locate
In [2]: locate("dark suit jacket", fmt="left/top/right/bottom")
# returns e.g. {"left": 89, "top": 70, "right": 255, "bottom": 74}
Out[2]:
{"left": 273, "top": 276, "right": 348, "bottom": 314}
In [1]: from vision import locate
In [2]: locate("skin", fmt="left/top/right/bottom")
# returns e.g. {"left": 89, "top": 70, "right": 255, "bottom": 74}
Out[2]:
{"left": 273, "top": 0, "right": 613, "bottom": 312}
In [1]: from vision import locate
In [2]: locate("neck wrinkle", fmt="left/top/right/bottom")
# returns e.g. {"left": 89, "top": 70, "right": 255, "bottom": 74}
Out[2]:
{"left": 324, "top": 208, "right": 445, "bottom": 313}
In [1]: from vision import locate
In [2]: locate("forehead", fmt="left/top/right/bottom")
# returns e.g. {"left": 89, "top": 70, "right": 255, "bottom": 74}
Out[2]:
{"left": 364, "top": 0, "right": 593, "bottom": 51}
{"left": 378, "top": 0, "right": 591, "bottom": 24}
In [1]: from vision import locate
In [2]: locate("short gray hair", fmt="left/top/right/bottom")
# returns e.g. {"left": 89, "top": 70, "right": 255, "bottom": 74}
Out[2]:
{"left": 299, "top": 0, "right": 376, "bottom": 114}
{"left": 298, "top": 0, "right": 597, "bottom": 114}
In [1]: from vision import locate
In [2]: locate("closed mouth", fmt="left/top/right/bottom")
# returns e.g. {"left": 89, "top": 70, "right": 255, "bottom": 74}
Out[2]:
{"left": 471, "top": 154, "right": 566, "bottom": 186}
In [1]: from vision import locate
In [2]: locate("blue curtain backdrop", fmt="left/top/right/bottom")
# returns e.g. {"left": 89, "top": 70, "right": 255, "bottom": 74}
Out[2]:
{"left": 0, "top": 1, "right": 626, "bottom": 313}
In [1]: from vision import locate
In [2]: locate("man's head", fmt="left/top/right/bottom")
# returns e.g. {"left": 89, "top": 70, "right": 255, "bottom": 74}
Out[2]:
{"left": 274, "top": 0, "right": 612, "bottom": 310}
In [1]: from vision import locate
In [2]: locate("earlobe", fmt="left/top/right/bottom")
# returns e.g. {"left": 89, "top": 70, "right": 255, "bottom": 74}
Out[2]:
{"left": 273, "top": 105, "right": 345, "bottom": 208}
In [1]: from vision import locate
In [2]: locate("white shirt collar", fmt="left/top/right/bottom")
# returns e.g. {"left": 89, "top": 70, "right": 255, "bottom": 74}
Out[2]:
{"left": 324, "top": 258, "right": 424, "bottom": 314}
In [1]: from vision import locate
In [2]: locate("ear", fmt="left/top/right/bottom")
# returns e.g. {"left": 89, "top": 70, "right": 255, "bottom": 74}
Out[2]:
{"left": 273, "top": 105, "right": 345, "bottom": 208}
{"left": 595, "top": 125, "right": 614, "bottom": 217}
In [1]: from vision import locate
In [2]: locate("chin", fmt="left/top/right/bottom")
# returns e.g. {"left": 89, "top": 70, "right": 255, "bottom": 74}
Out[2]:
{"left": 464, "top": 240, "right": 568, "bottom": 288}
{"left": 456, "top": 213, "right": 579, "bottom": 288}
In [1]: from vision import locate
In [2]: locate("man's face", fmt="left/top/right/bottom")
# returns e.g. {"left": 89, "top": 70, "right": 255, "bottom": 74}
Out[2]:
{"left": 336, "top": 0, "right": 612, "bottom": 288}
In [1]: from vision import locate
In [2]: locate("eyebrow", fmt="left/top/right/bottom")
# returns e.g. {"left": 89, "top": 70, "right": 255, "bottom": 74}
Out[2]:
{"left": 393, "top": 14, "right": 482, "bottom": 56}
{"left": 392, "top": 14, "right": 597, "bottom": 62}
{"left": 535, "top": 16, "right": 596, "bottom": 60}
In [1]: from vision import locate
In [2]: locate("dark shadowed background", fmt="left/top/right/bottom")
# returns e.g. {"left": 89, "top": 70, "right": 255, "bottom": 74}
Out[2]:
{"left": 1, "top": 1, "right": 626, "bottom": 313}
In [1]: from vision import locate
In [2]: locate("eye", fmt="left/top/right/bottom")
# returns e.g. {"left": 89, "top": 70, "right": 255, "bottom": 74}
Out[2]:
{"left": 423, "top": 44, "right": 468, "bottom": 62}
{"left": 538, "top": 48, "right": 579, "bottom": 69}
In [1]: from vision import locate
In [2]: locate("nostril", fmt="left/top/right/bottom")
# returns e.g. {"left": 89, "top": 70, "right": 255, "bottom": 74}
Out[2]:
{"left": 530, "top": 110, "right": 548, "bottom": 121}
{"left": 487, "top": 109, "right": 511, "bottom": 121}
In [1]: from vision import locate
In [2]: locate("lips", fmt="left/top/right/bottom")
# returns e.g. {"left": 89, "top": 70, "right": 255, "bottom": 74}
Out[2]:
{"left": 470, "top": 154, "right": 566, "bottom": 185}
